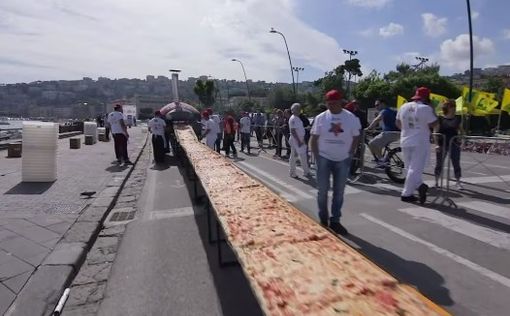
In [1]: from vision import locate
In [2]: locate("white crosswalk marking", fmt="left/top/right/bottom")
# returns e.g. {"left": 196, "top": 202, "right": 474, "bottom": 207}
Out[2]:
{"left": 238, "top": 162, "right": 313, "bottom": 200}
{"left": 456, "top": 201, "right": 510, "bottom": 219}
{"left": 361, "top": 213, "right": 510, "bottom": 289}
{"left": 397, "top": 207, "right": 510, "bottom": 251}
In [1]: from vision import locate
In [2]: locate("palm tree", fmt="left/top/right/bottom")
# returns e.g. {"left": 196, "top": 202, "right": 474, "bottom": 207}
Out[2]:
{"left": 193, "top": 79, "right": 216, "bottom": 108}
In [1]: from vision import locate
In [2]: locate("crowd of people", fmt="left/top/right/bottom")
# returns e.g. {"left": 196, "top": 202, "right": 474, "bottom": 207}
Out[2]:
{"left": 116, "top": 85, "right": 464, "bottom": 237}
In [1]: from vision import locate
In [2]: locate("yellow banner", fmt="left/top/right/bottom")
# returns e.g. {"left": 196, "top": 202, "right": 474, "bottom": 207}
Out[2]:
{"left": 430, "top": 93, "right": 449, "bottom": 115}
{"left": 471, "top": 94, "right": 499, "bottom": 116}
{"left": 396, "top": 95, "right": 407, "bottom": 109}
{"left": 462, "top": 86, "right": 496, "bottom": 106}
{"left": 455, "top": 96, "right": 468, "bottom": 115}
{"left": 502, "top": 88, "right": 510, "bottom": 113}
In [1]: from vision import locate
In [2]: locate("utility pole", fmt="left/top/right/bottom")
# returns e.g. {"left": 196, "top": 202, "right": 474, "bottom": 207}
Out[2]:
{"left": 342, "top": 49, "right": 358, "bottom": 99}
{"left": 413, "top": 56, "right": 429, "bottom": 70}
{"left": 293, "top": 67, "right": 304, "bottom": 94}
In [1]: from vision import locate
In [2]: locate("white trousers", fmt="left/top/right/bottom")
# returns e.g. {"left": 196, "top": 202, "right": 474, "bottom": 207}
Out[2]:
{"left": 206, "top": 136, "right": 216, "bottom": 150}
{"left": 290, "top": 144, "right": 310, "bottom": 176}
{"left": 402, "top": 145, "right": 429, "bottom": 196}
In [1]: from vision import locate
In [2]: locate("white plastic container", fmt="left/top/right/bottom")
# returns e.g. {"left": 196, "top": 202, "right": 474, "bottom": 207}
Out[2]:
{"left": 84, "top": 122, "right": 98, "bottom": 143}
{"left": 22, "top": 121, "right": 58, "bottom": 182}
{"left": 97, "top": 127, "right": 106, "bottom": 135}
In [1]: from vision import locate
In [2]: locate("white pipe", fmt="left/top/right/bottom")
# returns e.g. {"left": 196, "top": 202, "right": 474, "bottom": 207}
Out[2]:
{"left": 171, "top": 73, "right": 179, "bottom": 102}
{"left": 53, "top": 288, "right": 70, "bottom": 315}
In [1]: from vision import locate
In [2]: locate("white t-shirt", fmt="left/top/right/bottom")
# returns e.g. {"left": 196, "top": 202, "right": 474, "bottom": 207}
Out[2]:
{"left": 289, "top": 114, "right": 305, "bottom": 147}
{"left": 311, "top": 110, "right": 361, "bottom": 161}
{"left": 148, "top": 117, "right": 166, "bottom": 136}
{"left": 239, "top": 116, "right": 251, "bottom": 133}
{"left": 205, "top": 118, "right": 219, "bottom": 136}
{"left": 211, "top": 115, "right": 222, "bottom": 133}
{"left": 396, "top": 101, "right": 437, "bottom": 148}
{"left": 108, "top": 111, "right": 125, "bottom": 134}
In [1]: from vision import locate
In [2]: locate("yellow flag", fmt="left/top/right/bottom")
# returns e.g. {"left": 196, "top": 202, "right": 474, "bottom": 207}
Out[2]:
{"left": 455, "top": 96, "right": 468, "bottom": 115}
{"left": 471, "top": 94, "right": 499, "bottom": 116}
{"left": 430, "top": 93, "right": 449, "bottom": 115}
{"left": 462, "top": 86, "right": 496, "bottom": 106}
{"left": 396, "top": 95, "right": 407, "bottom": 109}
{"left": 502, "top": 88, "right": 510, "bottom": 113}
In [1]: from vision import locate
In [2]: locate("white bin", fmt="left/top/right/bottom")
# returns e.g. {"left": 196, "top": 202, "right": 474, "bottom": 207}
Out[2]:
{"left": 22, "top": 121, "right": 58, "bottom": 182}
{"left": 84, "top": 122, "right": 98, "bottom": 144}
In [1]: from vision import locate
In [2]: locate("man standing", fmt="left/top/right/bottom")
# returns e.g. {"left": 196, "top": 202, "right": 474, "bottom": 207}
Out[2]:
{"left": 310, "top": 90, "right": 361, "bottom": 235}
{"left": 148, "top": 111, "right": 167, "bottom": 163}
{"left": 207, "top": 108, "right": 222, "bottom": 153}
{"left": 289, "top": 103, "right": 311, "bottom": 178}
{"left": 201, "top": 111, "right": 218, "bottom": 150}
{"left": 366, "top": 99, "right": 400, "bottom": 167}
{"left": 396, "top": 87, "right": 438, "bottom": 204}
{"left": 239, "top": 112, "right": 251, "bottom": 154}
{"left": 108, "top": 104, "right": 131, "bottom": 165}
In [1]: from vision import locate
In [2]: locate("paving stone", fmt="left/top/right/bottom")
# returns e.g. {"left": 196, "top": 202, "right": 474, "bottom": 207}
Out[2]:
{"left": 23, "top": 250, "right": 50, "bottom": 266}
{"left": 63, "top": 302, "right": 100, "bottom": 316}
{"left": 64, "top": 221, "right": 100, "bottom": 243}
{"left": 3, "top": 271, "right": 31, "bottom": 294}
{"left": 5, "top": 223, "right": 60, "bottom": 243}
{"left": 77, "top": 206, "right": 107, "bottom": 223}
{"left": 5, "top": 265, "right": 73, "bottom": 316}
{"left": 42, "top": 237, "right": 61, "bottom": 249}
{"left": 26, "top": 216, "right": 65, "bottom": 228}
{"left": 90, "top": 197, "right": 113, "bottom": 208}
{"left": 0, "top": 230, "right": 17, "bottom": 243}
{"left": 73, "top": 263, "right": 111, "bottom": 285}
{"left": 99, "top": 225, "right": 126, "bottom": 237}
{"left": 97, "top": 187, "right": 119, "bottom": 198}
{"left": 0, "top": 283, "right": 15, "bottom": 315}
{"left": 43, "top": 242, "right": 86, "bottom": 267}
{"left": 0, "top": 256, "right": 33, "bottom": 281}
{"left": 87, "top": 237, "right": 119, "bottom": 265}
{"left": 67, "top": 282, "right": 106, "bottom": 306}
{"left": 0, "top": 236, "right": 48, "bottom": 264}
{"left": 45, "top": 221, "right": 73, "bottom": 234}
{"left": 0, "top": 219, "right": 34, "bottom": 229}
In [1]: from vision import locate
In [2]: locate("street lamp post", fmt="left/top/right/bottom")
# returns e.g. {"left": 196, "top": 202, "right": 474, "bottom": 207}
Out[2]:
{"left": 231, "top": 59, "right": 251, "bottom": 102}
{"left": 270, "top": 27, "right": 296, "bottom": 97}
{"left": 342, "top": 49, "right": 358, "bottom": 99}
{"left": 293, "top": 67, "right": 304, "bottom": 94}
{"left": 466, "top": 0, "right": 474, "bottom": 105}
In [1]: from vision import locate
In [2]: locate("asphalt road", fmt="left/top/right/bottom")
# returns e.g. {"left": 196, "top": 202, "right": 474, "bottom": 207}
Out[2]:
{"left": 98, "top": 139, "right": 510, "bottom": 316}
{"left": 233, "top": 141, "right": 510, "bottom": 316}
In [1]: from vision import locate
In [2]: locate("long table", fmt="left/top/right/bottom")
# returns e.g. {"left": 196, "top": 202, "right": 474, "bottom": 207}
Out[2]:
{"left": 174, "top": 125, "right": 450, "bottom": 316}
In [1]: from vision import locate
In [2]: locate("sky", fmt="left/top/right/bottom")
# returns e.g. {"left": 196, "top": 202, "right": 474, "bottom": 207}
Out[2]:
{"left": 0, "top": 0, "right": 509, "bottom": 84}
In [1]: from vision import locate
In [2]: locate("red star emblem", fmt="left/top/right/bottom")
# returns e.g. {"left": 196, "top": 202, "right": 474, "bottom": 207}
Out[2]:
{"left": 329, "top": 122, "right": 344, "bottom": 136}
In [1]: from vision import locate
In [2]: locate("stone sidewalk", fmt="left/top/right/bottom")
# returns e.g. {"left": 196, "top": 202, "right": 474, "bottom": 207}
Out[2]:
{"left": 0, "top": 127, "right": 148, "bottom": 315}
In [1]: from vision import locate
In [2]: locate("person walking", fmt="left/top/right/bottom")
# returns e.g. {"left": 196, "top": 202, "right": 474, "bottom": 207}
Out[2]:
{"left": 207, "top": 108, "right": 222, "bottom": 153}
{"left": 223, "top": 115, "right": 237, "bottom": 158}
{"left": 201, "top": 111, "right": 218, "bottom": 150}
{"left": 396, "top": 87, "right": 438, "bottom": 204}
{"left": 310, "top": 90, "right": 361, "bottom": 235}
{"left": 103, "top": 113, "right": 111, "bottom": 141}
{"left": 108, "top": 104, "right": 132, "bottom": 165}
{"left": 282, "top": 109, "right": 292, "bottom": 159}
{"left": 273, "top": 109, "right": 285, "bottom": 158}
{"left": 289, "top": 103, "right": 311, "bottom": 178}
{"left": 434, "top": 100, "right": 463, "bottom": 190}
{"left": 148, "top": 111, "right": 167, "bottom": 163}
{"left": 239, "top": 112, "right": 251, "bottom": 154}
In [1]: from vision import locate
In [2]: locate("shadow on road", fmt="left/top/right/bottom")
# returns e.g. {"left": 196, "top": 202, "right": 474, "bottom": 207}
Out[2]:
{"left": 177, "top": 156, "right": 263, "bottom": 316}
{"left": 344, "top": 234, "right": 454, "bottom": 307}
{"left": 5, "top": 181, "right": 55, "bottom": 194}
{"left": 105, "top": 164, "right": 129, "bottom": 173}
{"left": 434, "top": 203, "right": 510, "bottom": 234}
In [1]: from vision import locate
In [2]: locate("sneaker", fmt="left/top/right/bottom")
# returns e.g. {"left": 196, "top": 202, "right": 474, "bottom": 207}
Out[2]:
{"left": 329, "top": 222, "right": 349, "bottom": 236}
{"left": 304, "top": 172, "right": 313, "bottom": 178}
{"left": 418, "top": 183, "right": 429, "bottom": 205}
{"left": 290, "top": 174, "right": 298, "bottom": 179}
{"left": 320, "top": 219, "right": 328, "bottom": 227}
{"left": 124, "top": 160, "right": 133, "bottom": 165}
{"left": 456, "top": 181, "right": 464, "bottom": 190}
{"left": 401, "top": 195, "right": 418, "bottom": 203}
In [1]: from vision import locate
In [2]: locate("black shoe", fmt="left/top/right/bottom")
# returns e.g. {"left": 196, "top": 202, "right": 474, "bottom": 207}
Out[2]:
{"left": 320, "top": 219, "right": 328, "bottom": 227}
{"left": 401, "top": 195, "right": 418, "bottom": 203}
{"left": 124, "top": 160, "right": 133, "bottom": 165}
{"left": 418, "top": 183, "right": 428, "bottom": 205}
{"left": 329, "top": 222, "right": 348, "bottom": 236}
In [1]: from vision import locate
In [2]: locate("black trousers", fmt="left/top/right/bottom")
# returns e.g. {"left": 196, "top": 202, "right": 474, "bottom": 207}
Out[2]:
{"left": 241, "top": 133, "right": 251, "bottom": 153}
{"left": 275, "top": 131, "right": 290, "bottom": 157}
{"left": 224, "top": 134, "right": 237, "bottom": 156}
{"left": 435, "top": 143, "right": 462, "bottom": 179}
{"left": 152, "top": 134, "right": 165, "bottom": 163}
{"left": 113, "top": 133, "right": 129, "bottom": 162}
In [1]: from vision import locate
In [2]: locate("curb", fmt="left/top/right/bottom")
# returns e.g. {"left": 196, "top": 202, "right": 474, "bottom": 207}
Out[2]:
{"left": 5, "top": 133, "right": 149, "bottom": 316}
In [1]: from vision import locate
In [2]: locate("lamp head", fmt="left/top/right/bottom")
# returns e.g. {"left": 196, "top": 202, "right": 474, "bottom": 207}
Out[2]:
{"left": 270, "top": 27, "right": 277, "bottom": 33}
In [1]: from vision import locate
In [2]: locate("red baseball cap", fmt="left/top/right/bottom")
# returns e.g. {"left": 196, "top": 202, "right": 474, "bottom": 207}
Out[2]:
{"left": 411, "top": 87, "right": 431, "bottom": 101}
{"left": 202, "top": 110, "right": 210, "bottom": 118}
{"left": 206, "top": 108, "right": 213, "bottom": 115}
{"left": 325, "top": 90, "right": 343, "bottom": 101}
{"left": 344, "top": 101, "right": 356, "bottom": 112}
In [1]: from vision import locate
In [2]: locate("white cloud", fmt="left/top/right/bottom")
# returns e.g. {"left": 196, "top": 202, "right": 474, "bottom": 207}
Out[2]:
{"left": 379, "top": 22, "right": 404, "bottom": 38}
{"left": 347, "top": 0, "right": 392, "bottom": 8}
{"left": 421, "top": 13, "right": 447, "bottom": 37}
{"left": 503, "top": 29, "right": 510, "bottom": 39}
{"left": 0, "top": 0, "right": 345, "bottom": 83}
{"left": 472, "top": 11, "right": 480, "bottom": 20}
{"left": 440, "top": 34, "right": 495, "bottom": 71}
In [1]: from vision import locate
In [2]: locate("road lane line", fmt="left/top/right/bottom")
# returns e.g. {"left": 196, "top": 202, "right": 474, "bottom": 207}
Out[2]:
{"left": 397, "top": 207, "right": 510, "bottom": 251}
{"left": 456, "top": 201, "right": 510, "bottom": 220}
{"left": 360, "top": 213, "right": 510, "bottom": 288}
{"left": 308, "top": 185, "right": 363, "bottom": 195}
{"left": 236, "top": 163, "right": 302, "bottom": 202}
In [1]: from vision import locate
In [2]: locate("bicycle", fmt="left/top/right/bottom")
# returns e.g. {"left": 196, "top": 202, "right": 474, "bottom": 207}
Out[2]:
{"left": 350, "top": 130, "right": 406, "bottom": 184}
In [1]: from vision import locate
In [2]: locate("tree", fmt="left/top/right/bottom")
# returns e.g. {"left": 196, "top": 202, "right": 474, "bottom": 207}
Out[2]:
{"left": 267, "top": 87, "right": 295, "bottom": 109}
{"left": 314, "top": 66, "right": 345, "bottom": 95}
{"left": 483, "top": 77, "right": 505, "bottom": 98}
{"left": 193, "top": 79, "right": 216, "bottom": 108}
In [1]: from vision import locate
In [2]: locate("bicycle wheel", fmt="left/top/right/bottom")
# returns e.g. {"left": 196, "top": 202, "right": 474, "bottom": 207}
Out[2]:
{"left": 385, "top": 147, "right": 406, "bottom": 184}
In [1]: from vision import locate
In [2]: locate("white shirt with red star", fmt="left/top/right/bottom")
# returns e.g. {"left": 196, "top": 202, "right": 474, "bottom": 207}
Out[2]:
{"left": 311, "top": 109, "right": 361, "bottom": 161}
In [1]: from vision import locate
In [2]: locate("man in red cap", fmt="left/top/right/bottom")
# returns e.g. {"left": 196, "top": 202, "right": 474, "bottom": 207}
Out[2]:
{"left": 309, "top": 90, "right": 361, "bottom": 235}
{"left": 396, "top": 87, "right": 438, "bottom": 204}
{"left": 148, "top": 110, "right": 167, "bottom": 163}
